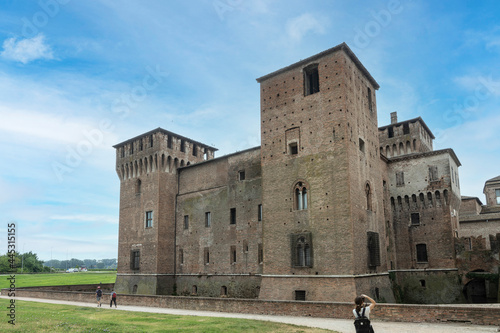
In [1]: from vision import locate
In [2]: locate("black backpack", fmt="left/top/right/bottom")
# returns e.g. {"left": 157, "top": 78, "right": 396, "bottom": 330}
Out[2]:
{"left": 354, "top": 307, "right": 373, "bottom": 333}
{"left": 96, "top": 289, "right": 102, "bottom": 297}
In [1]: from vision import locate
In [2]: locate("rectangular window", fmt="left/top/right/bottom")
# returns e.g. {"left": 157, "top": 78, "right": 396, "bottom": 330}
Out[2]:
{"left": 258, "top": 243, "right": 263, "bottom": 264}
{"left": 230, "top": 208, "right": 236, "bottom": 225}
{"left": 192, "top": 144, "right": 197, "bottom": 156}
{"left": 167, "top": 135, "right": 173, "bottom": 149}
{"left": 429, "top": 166, "right": 438, "bottom": 182}
{"left": 258, "top": 204, "right": 262, "bottom": 222}
{"left": 359, "top": 138, "right": 365, "bottom": 153}
{"left": 367, "top": 87, "right": 373, "bottom": 113}
{"left": 388, "top": 126, "right": 394, "bottom": 138}
{"left": 396, "top": 172, "right": 405, "bottom": 186}
{"left": 145, "top": 211, "right": 153, "bottom": 228}
{"left": 367, "top": 232, "right": 381, "bottom": 268}
{"left": 238, "top": 170, "right": 245, "bottom": 181}
{"left": 149, "top": 135, "right": 153, "bottom": 148}
{"left": 130, "top": 250, "right": 140, "bottom": 270}
{"left": 179, "top": 249, "right": 184, "bottom": 265}
{"left": 120, "top": 147, "right": 125, "bottom": 158}
{"left": 304, "top": 65, "right": 319, "bottom": 96}
{"left": 180, "top": 140, "right": 185, "bottom": 152}
{"left": 139, "top": 139, "right": 143, "bottom": 151}
{"left": 184, "top": 215, "right": 189, "bottom": 230}
{"left": 289, "top": 142, "right": 298, "bottom": 155}
{"left": 295, "top": 290, "right": 306, "bottom": 301}
{"left": 411, "top": 213, "right": 420, "bottom": 226}
{"left": 496, "top": 189, "right": 500, "bottom": 205}
{"left": 205, "top": 212, "right": 211, "bottom": 227}
{"left": 403, "top": 123, "right": 410, "bottom": 134}
{"left": 230, "top": 245, "right": 236, "bottom": 264}
{"left": 130, "top": 143, "right": 134, "bottom": 154}
{"left": 416, "top": 244, "right": 428, "bottom": 262}
{"left": 204, "top": 247, "right": 210, "bottom": 265}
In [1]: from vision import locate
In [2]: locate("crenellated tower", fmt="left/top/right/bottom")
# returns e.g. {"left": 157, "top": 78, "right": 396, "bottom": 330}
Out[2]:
{"left": 113, "top": 128, "right": 216, "bottom": 295}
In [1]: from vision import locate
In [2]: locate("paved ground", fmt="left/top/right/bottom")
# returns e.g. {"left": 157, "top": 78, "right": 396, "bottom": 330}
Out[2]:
{"left": 3, "top": 296, "right": 500, "bottom": 332}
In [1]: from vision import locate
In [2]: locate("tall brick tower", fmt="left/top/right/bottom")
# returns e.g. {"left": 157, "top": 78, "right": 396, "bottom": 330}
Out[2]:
{"left": 256, "top": 43, "right": 394, "bottom": 302}
{"left": 113, "top": 128, "right": 216, "bottom": 295}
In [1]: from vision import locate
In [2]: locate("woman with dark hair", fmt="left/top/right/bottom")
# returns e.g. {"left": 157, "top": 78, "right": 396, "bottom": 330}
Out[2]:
{"left": 353, "top": 294, "right": 376, "bottom": 332}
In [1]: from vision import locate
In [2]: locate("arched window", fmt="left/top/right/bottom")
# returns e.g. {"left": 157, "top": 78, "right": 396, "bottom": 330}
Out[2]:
{"left": 294, "top": 182, "right": 308, "bottom": 210}
{"left": 292, "top": 234, "right": 312, "bottom": 267}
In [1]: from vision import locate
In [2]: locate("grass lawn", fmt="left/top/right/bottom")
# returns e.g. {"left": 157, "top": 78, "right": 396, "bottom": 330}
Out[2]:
{"left": 0, "top": 272, "right": 116, "bottom": 289}
{"left": 0, "top": 299, "right": 337, "bottom": 332}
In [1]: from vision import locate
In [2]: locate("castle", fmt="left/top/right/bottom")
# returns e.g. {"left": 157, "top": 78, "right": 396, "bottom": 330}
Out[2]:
{"left": 113, "top": 43, "right": 499, "bottom": 303}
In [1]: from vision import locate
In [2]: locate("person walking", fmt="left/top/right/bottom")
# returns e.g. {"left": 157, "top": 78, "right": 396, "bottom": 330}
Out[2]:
{"left": 110, "top": 290, "right": 117, "bottom": 308}
{"left": 353, "top": 293, "right": 376, "bottom": 333}
{"left": 96, "top": 286, "right": 103, "bottom": 307}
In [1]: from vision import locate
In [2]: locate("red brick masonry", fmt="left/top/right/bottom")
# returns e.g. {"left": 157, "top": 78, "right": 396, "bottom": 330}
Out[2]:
{"left": 2, "top": 285, "right": 499, "bottom": 326}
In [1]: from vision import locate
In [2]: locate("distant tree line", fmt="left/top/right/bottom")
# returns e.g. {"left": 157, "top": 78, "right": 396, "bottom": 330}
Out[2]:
{"left": 0, "top": 252, "right": 117, "bottom": 273}
{"left": 44, "top": 258, "right": 117, "bottom": 270}
{"left": 0, "top": 251, "right": 50, "bottom": 273}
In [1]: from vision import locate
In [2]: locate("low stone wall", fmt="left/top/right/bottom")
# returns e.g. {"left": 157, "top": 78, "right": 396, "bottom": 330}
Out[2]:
{"left": 3, "top": 287, "right": 500, "bottom": 326}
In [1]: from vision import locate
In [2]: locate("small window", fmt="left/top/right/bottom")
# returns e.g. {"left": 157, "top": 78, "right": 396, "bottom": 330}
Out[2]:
{"left": 130, "top": 143, "right": 134, "bottom": 154}
{"left": 258, "top": 243, "right": 263, "bottom": 264}
{"left": 192, "top": 144, "right": 197, "bottom": 156}
{"left": 230, "top": 208, "right": 236, "bottom": 225}
{"left": 359, "top": 138, "right": 365, "bottom": 153}
{"left": 367, "top": 87, "right": 373, "bottom": 113}
{"left": 304, "top": 64, "right": 319, "bottom": 96}
{"left": 139, "top": 140, "right": 143, "bottom": 151}
{"left": 416, "top": 244, "right": 428, "bottom": 262}
{"left": 205, "top": 212, "right": 211, "bottom": 227}
{"left": 179, "top": 249, "right": 184, "bottom": 265}
{"left": 230, "top": 246, "right": 236, "bottom": 264}
{"left": 204, "top": 247, "right": 210, "bottom": 265}
{"left": 167, "top": 135, "right": 173, "bottom": 149}
{"left": 429, "top": 166, "right": 438, "bottom": 182}
{"left": 295, "top": 290, "right": 306, "bottom": 301}
{"left": 367, "top": 232, "right": 380, "bottom": 267}
{"left": 388, "top": 126, "right": 394, "bottom": 138}
{"left": 238, "top": 170, "right": 245, "bottom": 181}
{"left": 130, "top": 250, "right": 140, "bottom": 270}
{"left": 420, "top": 279, "right": 426, "bottom": 288}
{"left": 411, "top": 213, "right": 420, "bottom": 225}
{"left": 289, "top": 142, "right": 298, "bottom": 155}
{"left": 221, "top": 286, "right": 228, "bottom": 296}
{"left": 145, "top": 211, "right": 153, "bottom": 228}
{"left": 496, "top": 189, "right": 500, "bottom": 205}
{"left": 365, "top": 183, "right": 372, "bottom": 211}
{"left": 403, "top": 123, "right": 410, "bottom": 134}
{"left": 135, "top": 179, "right": 142, "bottom": 194}
{"left": 184, "top": 215, "right": 189, "bottom": 229}
{"left": 192, "top": 285, "right": 197, "bottom": 295}
{"left": 149, "top": 135, "right": 153, "bottom": 148}
{"left": 396, "top": 172, "right": 405, "bottom": 187}
{"left": 180, "top": 140, "right": 185, "bottom": 152}
{"left": 120, "top": 147, "right": 125, "bottom": 158}
{"left": 258, "top": 204, "right": 263, "bottom": 221}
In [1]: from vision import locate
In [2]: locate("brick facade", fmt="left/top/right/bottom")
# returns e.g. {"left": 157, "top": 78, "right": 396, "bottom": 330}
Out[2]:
{"left": 113, "top": 43, "right": 497, "bottom": 304}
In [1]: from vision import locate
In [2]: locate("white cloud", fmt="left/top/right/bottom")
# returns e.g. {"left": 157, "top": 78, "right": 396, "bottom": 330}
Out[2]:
{"left": 1, "top": 34, "right": 54, "bottom": 64}
{"left": 286, "top": 13, "right": 328, "bottom": 42}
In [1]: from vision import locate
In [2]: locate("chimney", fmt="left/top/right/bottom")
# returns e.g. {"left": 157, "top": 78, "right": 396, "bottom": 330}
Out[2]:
{"left": 390, "top": 112, "right": 398, "bottom": 124}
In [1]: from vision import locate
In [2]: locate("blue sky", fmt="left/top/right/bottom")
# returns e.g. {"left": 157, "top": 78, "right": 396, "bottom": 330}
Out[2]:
{"left": 1, "top": 0, "right": 499, "bottom": 261}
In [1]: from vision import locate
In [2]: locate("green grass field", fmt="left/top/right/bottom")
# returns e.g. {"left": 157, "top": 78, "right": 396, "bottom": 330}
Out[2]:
{"left": 0, "top": 299, "right": 336, "bottom": 332}
{"left": 0, "top": 272, "right": 116, "bottom": 289}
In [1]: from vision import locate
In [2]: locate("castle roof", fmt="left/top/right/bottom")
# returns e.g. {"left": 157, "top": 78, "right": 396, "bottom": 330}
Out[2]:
{"left": 378, "top": 116, "right": 435, "bottom": 140}
{"left": 485, "top": 175, "right": 500, "bottom": 183}
{"left": 255, "top": 42, "right": 380, "bottom": 90}
{"left": 387, "top": 148, "right": 461, "bottom": 167}
{"left": 113, "top": 127, "right": 218, "bottom": 151}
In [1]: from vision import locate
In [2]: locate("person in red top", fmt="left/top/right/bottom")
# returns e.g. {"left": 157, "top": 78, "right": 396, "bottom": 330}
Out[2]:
{"left": 110, "top": 290, "right": 117, "bottom": 308}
